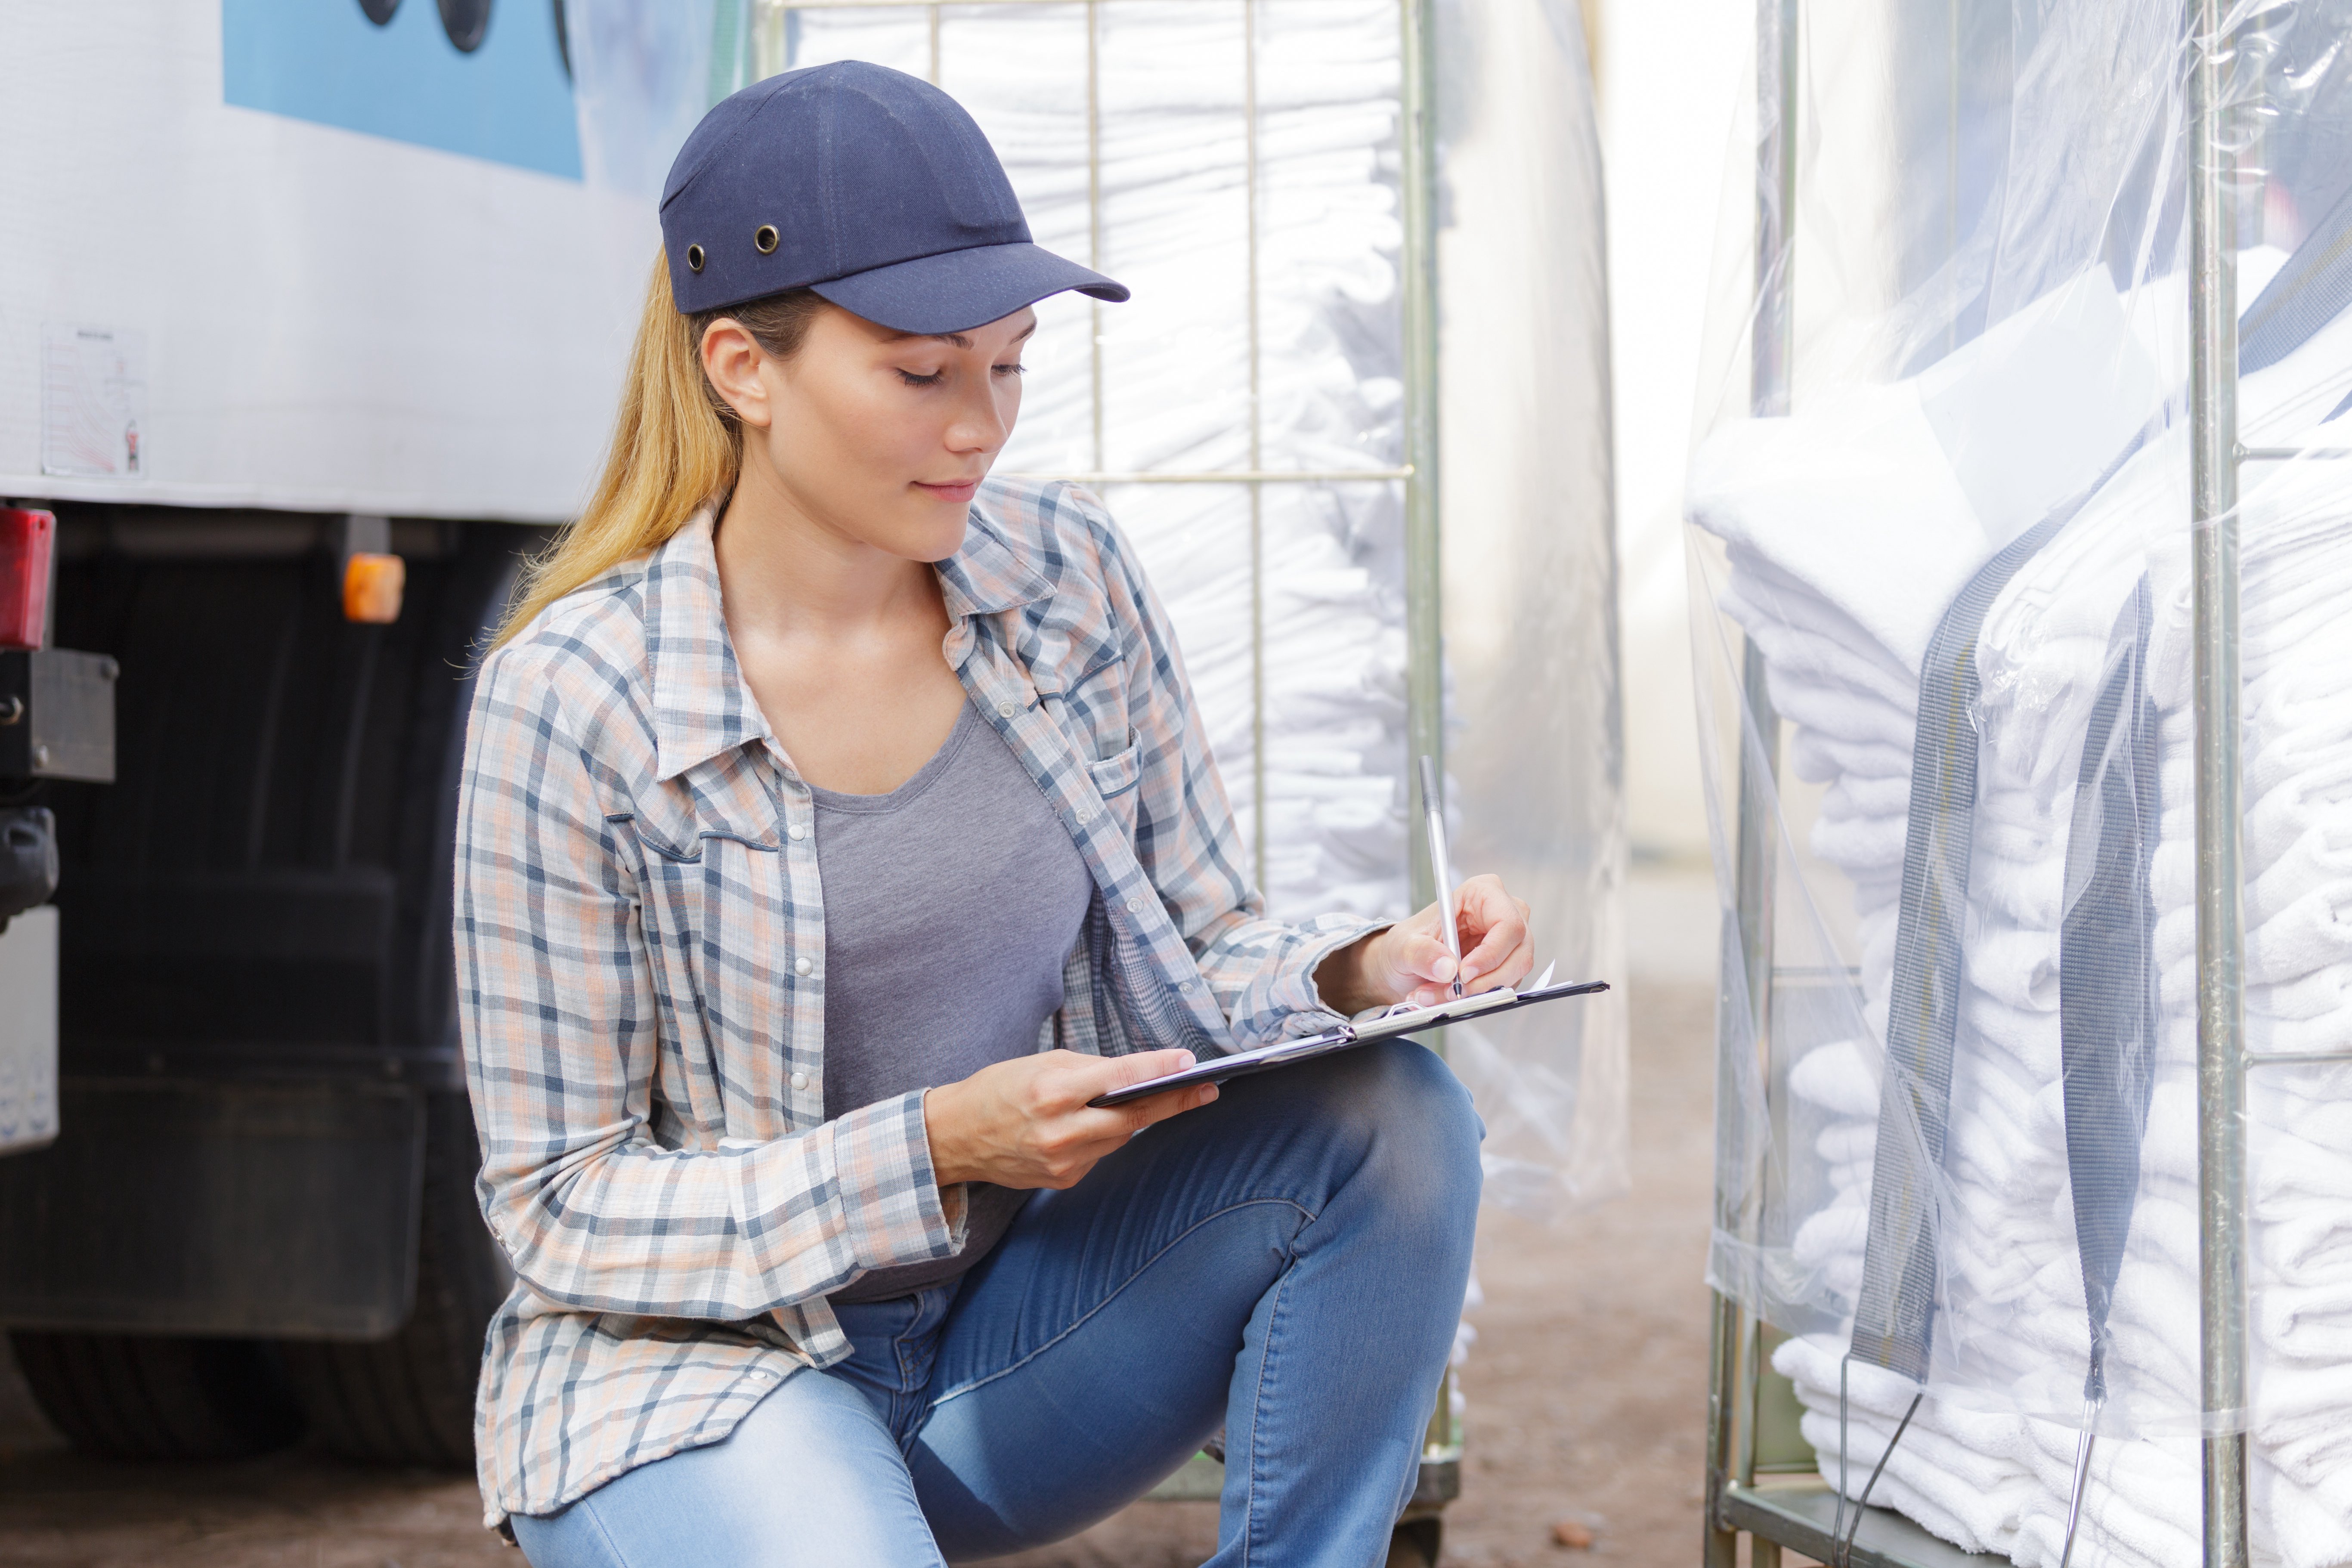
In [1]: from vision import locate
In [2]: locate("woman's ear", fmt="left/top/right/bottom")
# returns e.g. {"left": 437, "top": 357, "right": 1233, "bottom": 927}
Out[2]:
{"left": 700, "top": 320, "right": 774, "bottom": 429}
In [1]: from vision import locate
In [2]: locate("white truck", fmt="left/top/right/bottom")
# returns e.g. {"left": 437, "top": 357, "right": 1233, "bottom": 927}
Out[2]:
{"left": 0, "top": 0, "right": 677, "bottom": 1461}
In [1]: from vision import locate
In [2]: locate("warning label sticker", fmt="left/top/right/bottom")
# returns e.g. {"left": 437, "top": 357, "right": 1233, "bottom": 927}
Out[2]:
{"left": 42, "top": 322, "right": 148, "bottom": 480}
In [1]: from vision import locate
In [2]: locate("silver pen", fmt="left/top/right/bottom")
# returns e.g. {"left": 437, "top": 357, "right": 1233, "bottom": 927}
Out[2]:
{"left": 1416, "top": 755, "right": 1463, "bottom": 998}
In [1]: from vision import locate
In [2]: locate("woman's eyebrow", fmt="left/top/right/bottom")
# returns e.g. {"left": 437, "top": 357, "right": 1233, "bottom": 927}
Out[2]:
{"left": 886, "top": 322, "right": 1039, "bottom": 349}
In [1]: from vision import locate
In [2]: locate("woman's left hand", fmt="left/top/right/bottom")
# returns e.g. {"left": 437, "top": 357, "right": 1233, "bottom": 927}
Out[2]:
{"left": 1315, "top": 873, "right": 1535, "bottom": 1014}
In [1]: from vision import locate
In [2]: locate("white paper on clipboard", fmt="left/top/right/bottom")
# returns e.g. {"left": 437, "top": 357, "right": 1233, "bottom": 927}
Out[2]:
{"left": 1090, "top": 967, "right": 1608, "bottom": 1108}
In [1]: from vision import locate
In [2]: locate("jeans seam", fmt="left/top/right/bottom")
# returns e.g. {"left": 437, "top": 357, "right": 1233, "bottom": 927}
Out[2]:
{"left": 1240, "top": 1262, "right": 1297, "bottom": 1568}
{"left": 576, "top": 1492, "right": 638, "bottom": 1568}
{"left": 925, "top": 1196, "right": 1317, "bottom": 1410}
{"left": 895, "top": 1320, "right": 918, "bottom": 1445}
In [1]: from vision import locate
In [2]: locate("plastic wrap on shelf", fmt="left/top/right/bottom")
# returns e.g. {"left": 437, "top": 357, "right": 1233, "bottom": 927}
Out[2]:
{"left": 774, "top": 0, "right": 1625, "bottom": 1215}
{"left": 789, "top": 0, "right": 1414, "bottom": 920}
{"left": 1433, "top": 0, "right": 1628, "bottom": 1215}
{"left": 1689, "top": 1, "right": 2352, "bottom": 1564}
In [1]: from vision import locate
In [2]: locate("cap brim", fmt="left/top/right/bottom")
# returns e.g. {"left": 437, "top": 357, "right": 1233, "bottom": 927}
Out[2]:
{"left": 809, "top": 243, "right": 1128, "bottom": 335}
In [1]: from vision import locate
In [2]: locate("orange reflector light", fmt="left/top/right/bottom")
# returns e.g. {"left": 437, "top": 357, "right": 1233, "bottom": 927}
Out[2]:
{"left": 343, "top": 552, "right": 405, "bottom": 624}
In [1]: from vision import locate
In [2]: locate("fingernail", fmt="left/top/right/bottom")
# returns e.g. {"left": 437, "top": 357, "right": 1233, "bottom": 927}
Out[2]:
{"left": 1435, "top": 956, "right": 1456, "bottom": 980}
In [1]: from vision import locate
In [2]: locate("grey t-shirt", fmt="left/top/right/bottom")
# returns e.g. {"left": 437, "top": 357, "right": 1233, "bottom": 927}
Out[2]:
{"left": 815, "top": 699, "right": 1096, "bottom": 1303}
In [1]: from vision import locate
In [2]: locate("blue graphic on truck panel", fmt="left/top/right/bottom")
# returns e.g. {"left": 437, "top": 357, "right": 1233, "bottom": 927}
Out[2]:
{"left": 223, "top": 0, "right": 582, "bottom": 180}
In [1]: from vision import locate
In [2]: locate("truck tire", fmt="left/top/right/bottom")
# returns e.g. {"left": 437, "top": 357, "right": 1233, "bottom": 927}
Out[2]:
{"left": 278, "top": 1090, "right": 510, "bottom": 1467}
{"left": 6, "top": 1330, "right": 304, "bottom": 1460}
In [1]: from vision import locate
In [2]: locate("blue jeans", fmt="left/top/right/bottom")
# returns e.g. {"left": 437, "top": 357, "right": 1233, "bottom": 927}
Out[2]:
{"left": 510, "top": 1039, "right": 1482, "bottom": 1568}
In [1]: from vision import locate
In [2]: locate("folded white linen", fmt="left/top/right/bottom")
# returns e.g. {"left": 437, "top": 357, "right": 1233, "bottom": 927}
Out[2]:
{"left": 1688, "top": 382, "right": 1992, "bottom": 673}
{"left": 1811, "top": 811, "right": 1911, "bottom": 878}
{"left": 1696, "top": 266, "right": 2352, "bottom": 1566}
{"left": 1721, "top": 545, "right": 1926, "bottom": 687}
{"left": 1756, "top": 670, "right": 1919, "bottom": 752}
{"left": 1789, "top": 1038, "right": 1885, "bottom": 1117}
{"left": 1826, "top": 773, "right": 1915, "bottom": 819}
{"left": 1790, "top": 730, "right": 1914, "bottom": 786}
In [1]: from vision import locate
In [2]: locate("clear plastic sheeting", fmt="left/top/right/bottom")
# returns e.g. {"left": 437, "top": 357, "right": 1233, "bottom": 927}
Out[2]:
{"left": 789, "top": 0, "right": 1414, "bottom": 920}
{"left": 1690, "top": 1, "right": 2352, "bottom": 1565}
{"left": 779, "top": 0, "right": 1625, "bottom": 1216}
{"left": 1434, "top": 0, "right": 1628, "bottom": 1215}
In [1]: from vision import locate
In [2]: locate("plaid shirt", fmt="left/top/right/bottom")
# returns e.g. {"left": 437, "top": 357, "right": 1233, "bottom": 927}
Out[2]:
{"left": 455, "top": 477, "right": 1378, "bottom": 1527}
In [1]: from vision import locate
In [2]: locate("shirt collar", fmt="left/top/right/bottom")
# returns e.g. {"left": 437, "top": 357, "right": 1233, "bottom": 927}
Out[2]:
{"left": 645, "top": 512, "right": 771, "bottom": 784}
{"left": 935, "top": 495, "right": 1055, "bottom": 620}
{"left": 644, "top": 498, "right": 1055, "bottom": 784}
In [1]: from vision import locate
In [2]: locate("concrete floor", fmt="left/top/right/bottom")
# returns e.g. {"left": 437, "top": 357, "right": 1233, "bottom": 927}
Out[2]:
{"left": 0, "top": 870, "right": 1729, "bottom": 1568}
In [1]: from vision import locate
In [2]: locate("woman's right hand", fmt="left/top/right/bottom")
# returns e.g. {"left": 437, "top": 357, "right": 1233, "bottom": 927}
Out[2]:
{"left": 923, "top": 1049, "right": 1217, "bottom": 1190}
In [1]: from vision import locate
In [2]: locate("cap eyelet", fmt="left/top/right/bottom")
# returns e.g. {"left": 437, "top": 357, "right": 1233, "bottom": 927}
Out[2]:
{"left": 686, "top": 244, "right": 705, "bottom": 273}
{"left": 754, "top": 224, "right": 779, "bottom": 255}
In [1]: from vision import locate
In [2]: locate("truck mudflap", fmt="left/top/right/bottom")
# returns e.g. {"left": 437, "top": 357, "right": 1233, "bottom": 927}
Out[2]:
{"left": 0, "top": 1078, "right": 425, "bottom": 1337}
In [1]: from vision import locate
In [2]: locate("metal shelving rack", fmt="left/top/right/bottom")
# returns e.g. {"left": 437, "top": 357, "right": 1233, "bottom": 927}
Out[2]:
{"left": 753, "top": 0, "right": 1431, "bottom": 904}
{"left": 750, "top": 0, "right": 1457, "bottom": 1549}
{"left": 1700, "top": 0, "right": 2271, "bottom": 1564}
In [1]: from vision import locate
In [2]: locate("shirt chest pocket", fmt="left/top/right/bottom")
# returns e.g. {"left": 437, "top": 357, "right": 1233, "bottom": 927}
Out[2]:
{"left": 615, "top": 816, "right": 808, "bottom": 1132}
{"left": 1086, "top": 732, "right": 1143, "bottom": 841}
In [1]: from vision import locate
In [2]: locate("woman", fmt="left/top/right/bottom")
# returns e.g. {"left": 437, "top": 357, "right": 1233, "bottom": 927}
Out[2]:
{"left": 458, "top": 60, "right": 1533, "bottom": 1568}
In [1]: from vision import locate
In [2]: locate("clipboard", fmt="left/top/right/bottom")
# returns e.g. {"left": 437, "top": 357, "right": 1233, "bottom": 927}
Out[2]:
{"left": 1088, "top": 973, "right": 1610, "bottom": 1107}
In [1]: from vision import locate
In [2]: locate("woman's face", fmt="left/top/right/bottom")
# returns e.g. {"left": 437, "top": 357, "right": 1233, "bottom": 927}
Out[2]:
{"left": 703, "top": 302, "right": 1032, "bottom": 563}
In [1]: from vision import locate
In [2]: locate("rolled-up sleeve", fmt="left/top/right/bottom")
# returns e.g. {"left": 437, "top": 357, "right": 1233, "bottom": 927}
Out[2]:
{"left": 455, "top": 645, "right": 959, "bottom": 1321}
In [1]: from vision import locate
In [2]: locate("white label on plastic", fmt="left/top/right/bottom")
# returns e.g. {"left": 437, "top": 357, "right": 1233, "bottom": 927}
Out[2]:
{"left": 41, "top": 322, "right": 149, "bottom": 480}
{"left": 1917, "top": 268, "right": 2160, "bottom": 550}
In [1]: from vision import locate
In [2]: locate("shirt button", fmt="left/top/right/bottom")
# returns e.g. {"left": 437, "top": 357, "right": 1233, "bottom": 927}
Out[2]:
{"left": 787, "top": 823, "right": 807, "bottom": 842}
{"left": 997, "top": 699, "right": 1018, "bottom": 718}
{"left": 1074, "top": 804, "right": 1093, "bottom": 824}
{"left": 1125, "top": 897, "right": 1140, "bottom": 913}
{"left": 790, "top": 1071, "right": 810, "bottom": 1090}
{"left": 795, "top": 956, "right": 814, "bottom": 977}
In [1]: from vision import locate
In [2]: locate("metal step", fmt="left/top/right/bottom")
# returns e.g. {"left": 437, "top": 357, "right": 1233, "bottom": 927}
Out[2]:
{"left": 1723, "top": 1481, "right": 2008, "bottom": 1568}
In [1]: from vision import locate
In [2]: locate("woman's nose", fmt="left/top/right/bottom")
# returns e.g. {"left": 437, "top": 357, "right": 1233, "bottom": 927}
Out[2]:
{"left": 945, "top": 379, "right": 1014, "bottom": 455}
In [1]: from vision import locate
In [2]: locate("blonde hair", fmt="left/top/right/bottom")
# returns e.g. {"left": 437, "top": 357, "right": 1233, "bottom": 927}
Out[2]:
{"left": 494, "top": 257, "right": 826, "bottom": 648}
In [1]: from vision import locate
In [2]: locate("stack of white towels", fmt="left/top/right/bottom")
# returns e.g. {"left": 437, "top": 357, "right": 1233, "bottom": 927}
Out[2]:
{"left": 788, "top": 2, "right": 1414, "bottom": 925}
{"left": 1687, "top": 254, "right": 2352, "bottom": 1568}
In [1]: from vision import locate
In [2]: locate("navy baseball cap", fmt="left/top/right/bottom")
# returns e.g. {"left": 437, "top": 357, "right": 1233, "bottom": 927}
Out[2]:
{"left": 659, "top": 61, "right": 1127, "bottom": 334}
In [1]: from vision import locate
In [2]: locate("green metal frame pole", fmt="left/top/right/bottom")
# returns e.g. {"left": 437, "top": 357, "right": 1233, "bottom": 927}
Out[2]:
{"left": 1401, "top": 0, "right": 1442, "bottom": 883}
{"left": 751, "top": 0, "right": 786, "bottom": 75}
{"left": 1243, "top": 0, "right": 1269, "bottom": 892}
{"left": 2188, "top": 0, "right": 2250, "bottom": 1563}
{"left": 1706, "top": 0, "right": 1796, "bottom": 1563}
{"left": 1397, "top": 0, "right": 1454, "bottom": 1470}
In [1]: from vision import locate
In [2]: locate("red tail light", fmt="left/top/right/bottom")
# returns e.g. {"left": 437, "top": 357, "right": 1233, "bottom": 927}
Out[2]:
{"left": 0, "top": 508, "right": 55, "bottom": 651}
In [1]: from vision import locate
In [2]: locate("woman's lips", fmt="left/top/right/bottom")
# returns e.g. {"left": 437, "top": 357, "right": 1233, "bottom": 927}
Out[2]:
{"left": 916, "top": 478, "right": 981, "bottom": 504}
